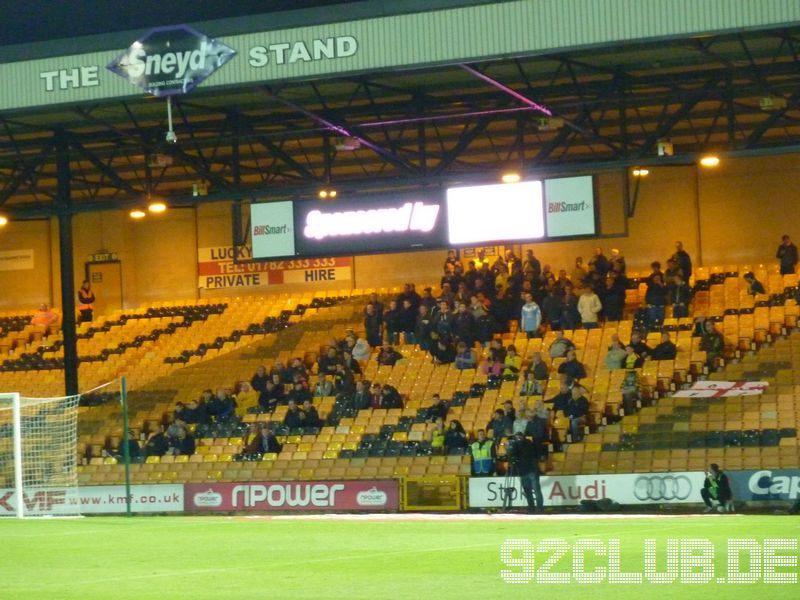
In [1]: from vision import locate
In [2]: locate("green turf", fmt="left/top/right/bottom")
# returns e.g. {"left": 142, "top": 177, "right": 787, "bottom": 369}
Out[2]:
{"left": 1, "top": 515, "right": 799, "bottom": 599}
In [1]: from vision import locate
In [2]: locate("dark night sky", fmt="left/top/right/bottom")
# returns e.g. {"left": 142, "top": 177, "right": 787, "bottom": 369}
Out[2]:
{"left": 0, "top": 0, "right": 356, "bottom": 46}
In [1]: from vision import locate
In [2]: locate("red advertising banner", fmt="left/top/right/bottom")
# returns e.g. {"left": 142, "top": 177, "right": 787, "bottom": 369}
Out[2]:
{"left": 197, "top": 246, "right": 351, "bottom": 290}
{"left": 184, "top": 480, "right": 398, "bottom": 512}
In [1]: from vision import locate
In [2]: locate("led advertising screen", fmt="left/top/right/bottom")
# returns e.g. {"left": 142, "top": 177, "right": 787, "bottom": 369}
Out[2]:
{"left": 544, "top": 175, "right": 596, "bottom": 237}
{"left": 446, "top": 181, "right": 544, "bottom": 245}
{"left": 293, "top": 192, "right": 447, "bottom": 257}
{"left": 250, "top": 200, "right": 296, "bottom": 259}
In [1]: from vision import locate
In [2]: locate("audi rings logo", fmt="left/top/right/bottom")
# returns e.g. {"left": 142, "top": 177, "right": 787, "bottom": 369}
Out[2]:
{"left": 633, "top": 476, "right": 692, "bottom": 502}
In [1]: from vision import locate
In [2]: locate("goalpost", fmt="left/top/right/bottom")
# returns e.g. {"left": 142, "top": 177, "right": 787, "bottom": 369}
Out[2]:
{"left": 0, "top": 392, "right": 82, "bottom": 518}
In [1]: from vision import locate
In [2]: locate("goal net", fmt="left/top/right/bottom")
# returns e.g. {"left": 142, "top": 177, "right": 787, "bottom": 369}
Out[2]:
{"left": 0, "top": 393, "right": 81, "bottom": 518}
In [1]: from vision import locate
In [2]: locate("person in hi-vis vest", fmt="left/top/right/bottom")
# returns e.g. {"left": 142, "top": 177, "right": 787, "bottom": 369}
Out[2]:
{"left": 77, "top": 279, "right": 96, "bottom": 323}
{"left": 470, "top": 429, "right": 495, "bottom": 476}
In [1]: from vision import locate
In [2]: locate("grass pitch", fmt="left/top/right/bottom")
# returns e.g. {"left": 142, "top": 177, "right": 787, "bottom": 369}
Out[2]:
{"left": 1, "top": 514, "right": 799, "bottom": 599}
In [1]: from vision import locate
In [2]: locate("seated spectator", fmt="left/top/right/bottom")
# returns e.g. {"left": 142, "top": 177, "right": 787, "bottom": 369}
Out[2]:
{"left": 270, "top": 359, "right": 291, "bottom": 382}
{"left": 454, "top": 341, "right": 477, "bottom": 370}
{"left": 171, "top": 427, "right": 195, "bottom": 456}
{"left": 286, "top": 357, "right": 308, "bottom": 384}
{"left": 604, "top": 338, "right": 627, "bottom": 370}
{"left": 548, "top": 330, "right": 575, "bottom": 359}
{"left": 577, "top": 286, "right": 603, "bottom": 329}
{"left": 444, "top": 420, "right": 468, "bottom": 453}
{"left": 317, "top": 346, "right": 342, "bottom": 377}
{"left": 377, "top": 345, "right": 403, "bottom": 366}
{"left": 31, "top": 303, "right": 59, "bottom": 329}
{"left": 313, "top": 375, "right": 334, "bottom": 398}
{"left": 519, "top": 371, "right": 542, "bottom": 396}
{"left": 379, "top": 384, "right": 403, "bottom": 409}
{"left": 430, "top": 419, "right": 446, "bottom": 454}
{"left": 116, "top": 430, "right": 141, "bottom": 460}
{"left": 565, "top": 386, "right": 589, "bottom": 442}
{"left": 700, "top": 320, "right": 724, "bottom": 368}
{"left": 623, "top": 345, "right": 643, "bottom": 369}
{"left": 144, "top": 424, "right": 169, "bottom": 457}
{"left": 287, "top": 381, "right": 312, "bottom": 405}
{"left": 652, "top": 331, "right": 678, "bottom": 360}
{"left": 427, "top": 393, "right": 449, "bottom": 422}
{"left": 744, "top": 271, "right": 766, "bottom": 296}
{"left": 558, "top": 349, "right": 587, "bottom": 380}
{"left": 333, "top": 364, "right": 356, "bottom": 396}
{"left": 172, "top": 401, "right": 187, "bottom": 423}
{"left": 502, "top": 344, "right": 522, "bottom": 378}
{"left": 483, "top": 339, "right": 507, "bottom": 375}
{"left": 486, "top": 408, "right": 509, "bottom": 441}
{"left": 261, "top": 426, "right": 283, "bottom": 454}
{"left": 547, "top": 382, "right": 572, "bottom": 415}
{"left": 351, "top": 336, "right": 372, "bottom": 362}
{"left": 430, "top": 334, "right": 455, "bottom": 365}
{"left": 250, "top": 365, "right": 269, "bottom": 398}
{"left": 470, "top": 429, "right": 495, "bottom": 476}
{"left": 369, "top": 383, "right": 383, "bottom": 409}
{"left": 348, "top": 380, "right": 371, "bottom": 411}
{"left": 341, "top": 350, "right": 362, "bottom": 376}
{"left": 259, "top": 379, "right": 284, "bottom": 412}
{"left": 501, "top": 400, "right": 516, "bottom": 425}
{"left": 525, "top": 352, "right": 549, "bottom": 381}
{"left": 301, "top": 399, "right": 322, "bottom": 429}
{"left": 242, "top": 423, "right": 265, "bottom": 454}
{"left": 181, "top": 399, "right": 208, "bottom": 425}
{"left": 621, "top": 370, "right": 641, "bottom": 415}
{"left": 629, "top": 331, "right": 652, "bottom": 358}
{"left": 208, "top": 389, "right": 237, "bottom": 422}
{"left": 283, "top": 400, "right": 305, "bottom": 430}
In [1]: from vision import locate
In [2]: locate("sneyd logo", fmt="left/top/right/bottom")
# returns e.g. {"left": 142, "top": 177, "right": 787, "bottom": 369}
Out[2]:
{"left": 232, "top": 483, "right": 345, "bottom": 508}
{"left": 304, "top": 202, "right": 440, "bottom": 240}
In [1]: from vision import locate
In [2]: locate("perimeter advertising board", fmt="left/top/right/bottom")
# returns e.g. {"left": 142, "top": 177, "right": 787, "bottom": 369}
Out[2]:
{"left": 468, "top": 472, "right": 706, "bottom": 508}
{"left": 185, "top": 480, "right": 398, "bottom": 512}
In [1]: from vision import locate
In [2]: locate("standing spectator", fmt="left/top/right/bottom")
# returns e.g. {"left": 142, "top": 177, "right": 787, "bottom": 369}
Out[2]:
{"left": 541, "top": 288, "right": 562, "bottom": 330}
{"left": 507, "top": 431, "right": 545, "bottom": 512}
{"left": 470, "top": 429, "right": 495, "bottom": 476}
{"left": 602, "top": 272, "right": 626, "bottom": 322}
{"left": 609, "top": 248, "right": 626, "bottom": 275}
{"left": 415, "top": 305, "right": 434, "bottom": 351}
{"left": 77, "top": 280, "right": 96, "bottom": 323}
{"left": 398, "top": 299, "right": 417, "bottom": 344}
{"left": 520, "top": 293, "right": 542, "bottom": 339}
{"left": 577, "top": 286, "right": 603, "bottom": 329}
{"left": 522, "top": 249, "right": 542, "bottom": 281}
{"left": 453, "top": 302, "right": 476, "bottom": 347}
{"left": 565, "top": 386, "right": 589, "bottom": 442}
{"left": 588, "top": 247, "right": 610, "bottom": 278}
{"left": 383, "top": 300, "right": 401, "bottom": 345}
{"left": 645, "top": 271, "right": 668, "bottom": 331}
{"left": 571, "top": 257, "right": 588, "bottom": 287}
{"left": 433, "top": 300, "right": 455, "bottom": 341}
{"left": 743, "top": 272, "right": 766, "bottom": 295}
{"left": 672, "top": 241, "right": 693, "bottom": 283}
{"left": 560, "top": 285, "right": 581, "bottom": 330}
{"left": 487, "top": 408, "right": 510, "bottom": 441}
{"left": 364, "top": 303, "right": 382, "bottom": 347}
{"left": 672, "top": 273, "right": 692, "bottom": 318}
{"left": 420, "top": 287, "right": 437, "bottom": 313}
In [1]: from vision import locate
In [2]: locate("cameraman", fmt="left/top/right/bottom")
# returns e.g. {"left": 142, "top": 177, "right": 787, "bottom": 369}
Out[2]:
{"left": 506, "top": 431, "right": 546, "bottom": 512}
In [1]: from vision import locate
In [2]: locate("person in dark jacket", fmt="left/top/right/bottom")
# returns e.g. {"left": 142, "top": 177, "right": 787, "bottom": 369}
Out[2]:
{"left": 453, "top": 302, "right": 476, "bottom": 347}
{"left": 415, "top": 305, "right": 434, "bottom": 351}
{"left": 602, "top": 272, "right": 627, "bottom": 322}
{"left": 383, "top": 299, "right": 401, "bottom": 345}
{"left": 301, "top": 399, "right": 322, "bottom": 429}
{"left": 377, "top": 345, "right": 403, "bottom": 366}
{"left": 486, "top": 408, "right": 510, "bottom": 442}
{"left": 671, "top": 241, "right": 693, "bottom": 282}
{"left": 427, "top": 394, "right": 449, "bottom": 422}
{"left": 430, "top": 335, "right": 455, "bottom": 365}
{"left": 645, "top": 266, "right": 668, "bottom": 330}
{"left": 144, "top": 425, "right": 169, "bottom": 457}
{"left": 116, "top": 430, "right": 141, "bottom": 460}
{"left": 283, "top": 400, "right": 305, "bottom": 429}
{"left": 701, "top": 463, "right": 733, "bottom": 512}
{"left": 743, "top": 271, "right": 766, "bottom": 296}
{"left": 506, "top": 432, "right": 546, "bottom": 511}
{"left": 565, "top": 386, "right": 589, "bottom": 441}
{"left": 443, "top": 420, "right": 468, "bottom": 453}
{"left": 671, "top": 273, "right": 692, "bottom": 318}
{"left": 172, "top": 428, "right": 195, "bottom": 456}
{"left": 379, "top": 384, "right": 403, "bottom": 409}
{"left": 558, "top": 349, "right": 587, "bottom": 381}
{"left": 547, "top": 382, "right": 572, "bottom": 415}
{"left": 250, "top": 365, "right": 269, "bottom": 399}
{"left": 364, "top": 303, "right": 383, "bottom": 347}
{"left": 651, "top": 331, "right": 678, "bottom": 360}
{"left": 776, "top": 235, "right": 798, "bottom": 275}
